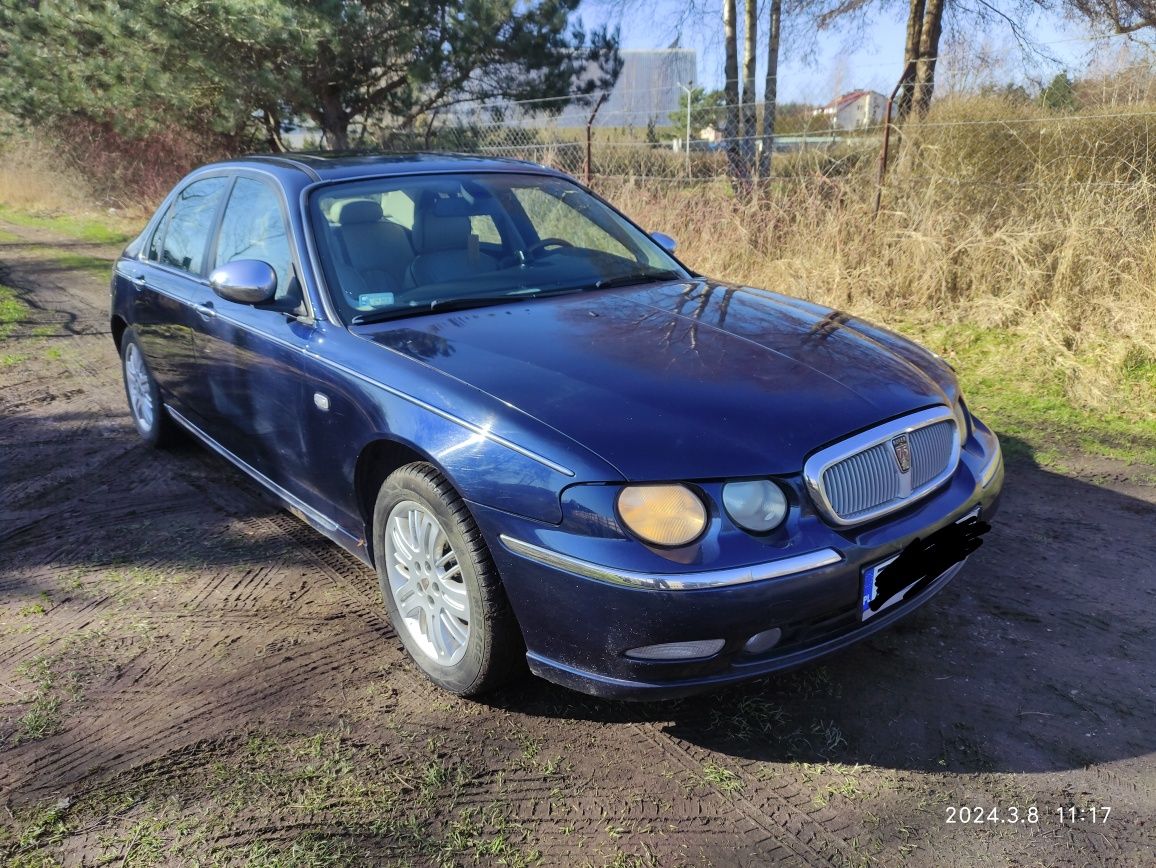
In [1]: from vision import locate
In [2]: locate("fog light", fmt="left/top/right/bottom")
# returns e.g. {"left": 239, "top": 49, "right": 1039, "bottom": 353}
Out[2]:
{"left": 743, "top": 628, "right": 782, "bottom": 655}
{"left": 625, "top": 639, "right": 725, "bottom": 661}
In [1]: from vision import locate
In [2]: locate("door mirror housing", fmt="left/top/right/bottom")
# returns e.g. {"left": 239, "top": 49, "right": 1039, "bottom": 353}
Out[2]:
{"left": 209, "top": 260, "right": 277, "bottom": 305}
{"left": 650, "top": 231, "right": 677, "bottom": 254}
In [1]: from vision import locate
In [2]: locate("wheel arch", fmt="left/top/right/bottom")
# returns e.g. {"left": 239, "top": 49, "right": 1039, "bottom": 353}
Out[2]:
{"left": 354, "top": 436, "right": 456, "bottom": 567}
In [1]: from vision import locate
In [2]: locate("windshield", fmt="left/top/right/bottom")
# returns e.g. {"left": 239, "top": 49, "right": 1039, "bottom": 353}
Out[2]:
{"left": 307, "top": 173, "right": 687, "bottom": 324}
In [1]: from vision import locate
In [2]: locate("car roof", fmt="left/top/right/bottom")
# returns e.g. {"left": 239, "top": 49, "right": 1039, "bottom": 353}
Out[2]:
{"left": 208, "top": 152, "right": 569, "bottom": 184}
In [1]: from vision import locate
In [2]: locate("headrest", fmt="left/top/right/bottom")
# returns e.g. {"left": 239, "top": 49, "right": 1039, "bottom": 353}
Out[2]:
{"left": 338, "top": 200, "right": 383, "bottom": 225}
{"left": 413, "top": 196, "right": 472, "bottom": 253}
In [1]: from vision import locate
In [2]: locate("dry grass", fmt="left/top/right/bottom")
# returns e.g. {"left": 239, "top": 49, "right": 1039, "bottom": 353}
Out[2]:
{"left": 601, "top": 123, "right": 1156, "bottom": 426}
{"left": 0, "top": 131, "right": 98, "bottom": 215}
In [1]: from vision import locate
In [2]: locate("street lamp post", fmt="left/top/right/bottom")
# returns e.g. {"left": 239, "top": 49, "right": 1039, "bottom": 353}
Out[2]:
{"left": 678, "top": 81, "right": 693, "bottom": 178}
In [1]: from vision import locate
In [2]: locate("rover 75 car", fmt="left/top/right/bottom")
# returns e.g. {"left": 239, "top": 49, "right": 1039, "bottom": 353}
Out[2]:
{"left": 111, "top": 153, "right": 1003, "bottom": 699}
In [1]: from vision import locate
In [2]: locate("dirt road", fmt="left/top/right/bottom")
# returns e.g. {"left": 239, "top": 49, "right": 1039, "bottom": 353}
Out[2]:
{"left": 2, "top": 219, "right": 1153, "bottom": 866}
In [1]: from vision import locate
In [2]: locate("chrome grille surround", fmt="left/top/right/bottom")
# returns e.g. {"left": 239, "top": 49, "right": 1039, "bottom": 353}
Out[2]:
{"left": 803, "top": 406, "right": 961, "bottom": 527}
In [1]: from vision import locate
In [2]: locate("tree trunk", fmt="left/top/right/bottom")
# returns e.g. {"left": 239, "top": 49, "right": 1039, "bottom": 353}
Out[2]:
{"left": 260, "top": 107, "right": 286, "bottom": 153}
{"left": 742, "top": 0, "right": 758, "bottom": 177}
{"left": 758, "top": 0, "right": 781, "bottom": 178}
{"left": 722, "top": 0, "right": 748, "bottom": 190}
{"left": 913, "top": 0, "right": 945, "bottom": 117}
{"left": 895, "top": 0, "right": 925, "bottom": 121}
{"left": 317, "top": 83, "right": 350, "bottom": 151}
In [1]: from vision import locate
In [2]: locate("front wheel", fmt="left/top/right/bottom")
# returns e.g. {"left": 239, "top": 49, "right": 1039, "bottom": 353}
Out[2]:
{"left": 372, "top": 462, "right": 523, "bottom": 696}
{"left": 120, "top": 329, "right": 178, "bottom": 448}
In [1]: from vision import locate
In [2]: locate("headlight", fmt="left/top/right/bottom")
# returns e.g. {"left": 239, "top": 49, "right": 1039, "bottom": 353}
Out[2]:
{"left": 722, "top": 480, "right": 788, "bottom": 532}
{"left": 953, "top": 397, "right": 970, "bottom": 441}
{"left": 617, "top": 484, "right": 708, "bottom": 547}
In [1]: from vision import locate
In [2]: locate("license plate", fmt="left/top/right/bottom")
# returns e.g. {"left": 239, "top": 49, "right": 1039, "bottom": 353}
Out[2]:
{"left": 861, "top": 554, "right": 908, "bottom": 620}
{"left": 860, "top": 509, "right": 989, "bottom": 621}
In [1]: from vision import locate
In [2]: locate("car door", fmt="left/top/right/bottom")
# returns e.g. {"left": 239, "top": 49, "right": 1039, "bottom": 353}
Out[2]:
{"left": 184, "top": 174, "right": 322, "bottom": 504}
{"left": 130, "top": 175, "right": 230, "bottom": 410}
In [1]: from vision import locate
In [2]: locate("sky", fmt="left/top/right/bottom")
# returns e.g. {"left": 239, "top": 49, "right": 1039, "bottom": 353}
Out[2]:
{"left": 580, "top": 0, "right": 1146, "bottom": 105}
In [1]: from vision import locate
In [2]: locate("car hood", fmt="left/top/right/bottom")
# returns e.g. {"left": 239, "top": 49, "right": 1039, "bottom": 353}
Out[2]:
{"left": 361, "top": 280, "right": 958, "bottom": 480}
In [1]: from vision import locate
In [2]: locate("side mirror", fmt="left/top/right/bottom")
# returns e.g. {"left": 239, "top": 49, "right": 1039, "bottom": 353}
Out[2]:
{"left": 650, "top": 232, "right": 677, "bottom": 254}
{"left": 209, "top": 259, "right": 277, "bottom": 305}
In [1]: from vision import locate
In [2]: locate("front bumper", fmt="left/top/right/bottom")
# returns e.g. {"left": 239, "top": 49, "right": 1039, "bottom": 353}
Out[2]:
{"left": 470, "top": 420, "right": 1005, "bottom": 700}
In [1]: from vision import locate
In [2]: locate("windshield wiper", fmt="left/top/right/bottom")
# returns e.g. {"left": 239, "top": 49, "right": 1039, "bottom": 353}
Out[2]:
{"left": 351, "top": 291, "right": 558, "bottom": 326}
{"left": 592, "top": 269, "right": 683, "bottom": 290}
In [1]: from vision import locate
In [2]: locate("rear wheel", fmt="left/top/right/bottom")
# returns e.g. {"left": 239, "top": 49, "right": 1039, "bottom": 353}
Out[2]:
{"left": 372, "top": 462, "right": 522, "bottom": 696}
{"left": 120, "top": 330, "right": 178, "bottom": 448}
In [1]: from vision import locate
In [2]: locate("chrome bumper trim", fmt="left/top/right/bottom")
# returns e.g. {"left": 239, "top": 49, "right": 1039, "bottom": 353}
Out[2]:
{"left": 499, "top": 535, "right": 843, "bottom": 590}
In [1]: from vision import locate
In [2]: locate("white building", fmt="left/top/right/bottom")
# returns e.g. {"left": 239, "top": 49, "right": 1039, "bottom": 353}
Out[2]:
{"left": 814, "top": 90, "right": 888, "bottom": 130}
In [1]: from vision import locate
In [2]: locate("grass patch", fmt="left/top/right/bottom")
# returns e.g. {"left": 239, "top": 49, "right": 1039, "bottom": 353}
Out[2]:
{"left": 701, "top": 761, "right": 743, "bottom": 794}
{"left": 0, "top": 284, "right": 29, "bottom": 339}
{"left": 1, "top": 731, "right": 545, "bottom": 866}
{"left": 0, "top": 204, "right": 132, "bottom": 245}
{"left": 49, "top": 250, "right": 114, "bottom": 275}
{"left": 913, "top": 323, "right": 1156, "bottom": 474}
{"left": 3, "top": 658, "right": 64, "bottom": 746}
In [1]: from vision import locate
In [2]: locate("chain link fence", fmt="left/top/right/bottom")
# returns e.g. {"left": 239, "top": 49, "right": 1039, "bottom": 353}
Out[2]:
{"left": 368, "top": 85, "right": 1156, "bottom": 204}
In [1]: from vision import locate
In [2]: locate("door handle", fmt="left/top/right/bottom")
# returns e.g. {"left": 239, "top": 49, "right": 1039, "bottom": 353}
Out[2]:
{"left": 130, "top": 274, "right": 147, "bottom": 289}
{"left": 194, "top": 301, "right": 217, "bottom": 319}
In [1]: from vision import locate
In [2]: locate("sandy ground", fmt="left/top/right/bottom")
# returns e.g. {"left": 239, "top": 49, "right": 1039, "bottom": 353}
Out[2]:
{"left": 1, "top": 219, "right": 1153, "bottom": 866}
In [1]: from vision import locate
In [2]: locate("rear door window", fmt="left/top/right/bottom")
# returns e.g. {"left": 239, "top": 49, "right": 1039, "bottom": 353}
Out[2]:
{"left": 158, "top": 176, "right": 229, "bottom": 275}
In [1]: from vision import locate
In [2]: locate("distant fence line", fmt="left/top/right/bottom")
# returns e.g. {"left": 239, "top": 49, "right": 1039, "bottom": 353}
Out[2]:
{"left": 302, "top": 86, "right": 1156, "bottom": 194}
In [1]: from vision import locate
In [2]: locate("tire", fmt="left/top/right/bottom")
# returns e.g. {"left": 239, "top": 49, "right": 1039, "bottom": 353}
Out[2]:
{"left": 372, "top": 462, "right": 523, "bottom": 696}
{"left": 120, "top": 329, "right": 178, "bottom": 448}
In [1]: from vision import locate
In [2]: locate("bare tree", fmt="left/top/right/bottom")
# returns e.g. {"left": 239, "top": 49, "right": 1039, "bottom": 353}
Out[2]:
{"left": 896, "top": 0, "right": 926, "bottom": 119}
{"left": 742, "top": 0, "right": 758, "bottom": 172}
{"left": 722, "top": 0, "right": 750, "bottom": 187}
{"left": 759, "top": 0, "right": 783, "bottom": 177}
{"left": 912, "top": 0, "right": 946, "bottom": 115}
{"left": 1067, "top": 0, "right": 1156, "bottom": 32}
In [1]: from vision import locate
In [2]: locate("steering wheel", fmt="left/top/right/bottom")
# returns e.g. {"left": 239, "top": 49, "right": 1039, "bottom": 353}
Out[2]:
{"left": 525, "top": 237, "right": 574, "bottom": 259}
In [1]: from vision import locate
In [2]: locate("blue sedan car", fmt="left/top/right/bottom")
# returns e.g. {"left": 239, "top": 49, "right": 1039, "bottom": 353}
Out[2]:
{"left": 111, "top": 154, "right": 1003, "bottom": 699}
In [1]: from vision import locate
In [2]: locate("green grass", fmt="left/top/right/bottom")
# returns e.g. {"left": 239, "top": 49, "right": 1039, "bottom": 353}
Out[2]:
{"left": 48, "top": 250, "right": 114, "bottom": 275}
{"left": 0, "top": 284, "right": 29, "bottom": 339}
{"left": 0, "top": 204, "right": 133, "bottom": 245}
{"left": 701, "top": 761, "right": 743, "bottom": 794}
{"left": 5, "top": 658, "right": 64, "bottom": 747}
{"left": 911, "top": 323, "right": 1156, "bottom": 475}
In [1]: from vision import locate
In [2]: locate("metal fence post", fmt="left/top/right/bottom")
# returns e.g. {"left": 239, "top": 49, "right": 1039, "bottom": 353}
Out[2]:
{"left": 874, "top": 61, "right": 916, "bottom": 218}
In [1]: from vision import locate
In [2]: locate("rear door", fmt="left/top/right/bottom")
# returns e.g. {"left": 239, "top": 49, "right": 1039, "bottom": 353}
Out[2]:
{"left": 183, "top": 174, "right": 320, "bottom": 501}
{"left": 130, "top": 175, "right": 230, "bottom": 411}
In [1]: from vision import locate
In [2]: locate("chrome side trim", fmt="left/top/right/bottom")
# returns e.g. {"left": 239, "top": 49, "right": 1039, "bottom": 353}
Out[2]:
{"left": 499, "top": 535, "right": 842, "bottom": 590}
{"left": 803, "top": 406, "right": 961, "bottom": 527}
{"left": 165, "top": 405, "right": 340, "bottom": 533}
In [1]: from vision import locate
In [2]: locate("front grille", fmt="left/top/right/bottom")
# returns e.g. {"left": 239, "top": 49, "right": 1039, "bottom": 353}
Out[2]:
{"left": 909, "top": 420, "right": 955, "bottom": 488}
{"left": 805, "top": 409, "right": 961, "bottom": 526}
{"left": 822, "top": 441, "right": 901, "bottom": 519}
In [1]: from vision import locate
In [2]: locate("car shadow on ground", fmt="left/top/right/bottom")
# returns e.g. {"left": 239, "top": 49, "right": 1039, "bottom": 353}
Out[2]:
{"left": 485, "top": 440, "right": 1156, "bottom": 776}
